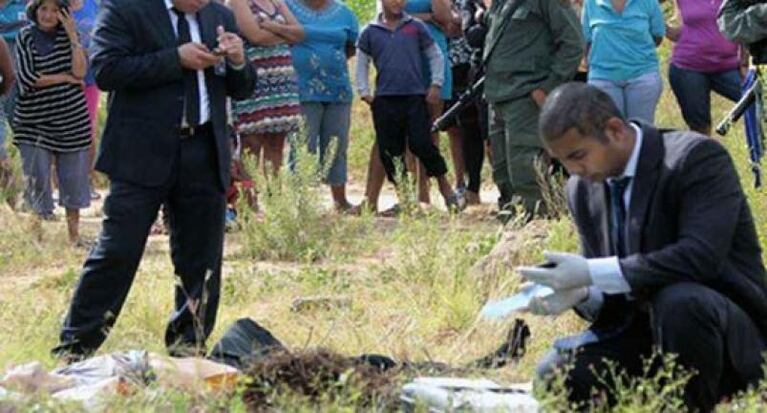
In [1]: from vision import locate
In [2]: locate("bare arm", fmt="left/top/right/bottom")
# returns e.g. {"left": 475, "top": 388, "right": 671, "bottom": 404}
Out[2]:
{"left": 34, "top": 73, "right": 80, "bottom": 88}
{"left": 226, "top": 0, "right": 286, "bottom": 46}
{"left": 260, "top": 0, "right": 304, "bottom": 44}
{"left": 665, "top": 0, "right": 681, "bottom": 42}
{"left": 0, "top": 38, "right": 14, "bottom": 94}
{"left": 430, "top": 0, "right": 453, "bottom": 27}
{"left": 69, "top": 43, "right": 87, "bottom": 79}
{"left": 61, "top": 8, "right": 87, "bottom": 78}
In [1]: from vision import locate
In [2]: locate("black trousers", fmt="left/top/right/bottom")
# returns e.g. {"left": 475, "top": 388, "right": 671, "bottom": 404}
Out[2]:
{"left": 53, "top": 126, "right": 226, "bottom": 358}
{"left": 537, "top": 283, "right": 766, "bottom": 412}
{"left": 447, "top": 63, "right": 486, "bottom": 194}
{"left": 371, "top": 95, "right": 448, "bottom": 183}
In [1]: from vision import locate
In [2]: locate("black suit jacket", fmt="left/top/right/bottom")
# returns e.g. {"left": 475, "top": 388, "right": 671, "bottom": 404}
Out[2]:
{"left": 567, "top": 123, "right": 767, "bottom": 335}
{"left": 90, "top": 0, "right": 256, "bottom": 189}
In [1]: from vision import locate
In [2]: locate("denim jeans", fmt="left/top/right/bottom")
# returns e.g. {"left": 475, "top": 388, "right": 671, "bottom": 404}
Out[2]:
{"left": 298, "top": 101, "right": 351, "bottom": 186}
{"left": 18, "top": 145, "right": 91, "bottom": 215}
{"left": 669, "top": 63, "right": 741, "bottom": 131}
{"left": 589, "top": 71, "right": 663, "bottom": 123}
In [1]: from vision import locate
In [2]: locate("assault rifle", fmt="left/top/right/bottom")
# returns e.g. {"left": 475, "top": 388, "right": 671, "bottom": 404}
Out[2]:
{"left": 715, "top": 80, "right": 758, "bottom": 136}
{"left": 431, "top": 76, "right": 485, "bottom": 133}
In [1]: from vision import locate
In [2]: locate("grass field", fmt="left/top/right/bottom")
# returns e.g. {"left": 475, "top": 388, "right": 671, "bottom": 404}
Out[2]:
{"left": 0, "top": 36, "right": 766, "bottom": 411}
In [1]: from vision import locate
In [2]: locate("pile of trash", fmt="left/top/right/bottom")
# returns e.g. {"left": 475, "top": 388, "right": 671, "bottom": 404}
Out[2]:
{"left": 0, "top": 351, "right": 239, "bottom": 411}
{"left": 0, "top": 318, "right": 538, "bottom": 411}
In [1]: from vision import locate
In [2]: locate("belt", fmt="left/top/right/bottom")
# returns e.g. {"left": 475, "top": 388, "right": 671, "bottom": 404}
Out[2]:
{"left": 178, "top": 122, "right": 212, "bottom": 139}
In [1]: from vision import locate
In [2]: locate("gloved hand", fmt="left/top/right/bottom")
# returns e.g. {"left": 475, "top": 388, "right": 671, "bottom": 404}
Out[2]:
{"left": 527, "top": 286, "right": 589, "bottom": 316}
{"left": 517, "top": 251, "right": 591, "bottom": 291}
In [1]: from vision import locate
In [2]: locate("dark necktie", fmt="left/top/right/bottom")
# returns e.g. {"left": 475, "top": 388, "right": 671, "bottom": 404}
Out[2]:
{"left": 173, "top": 7, "right": 200, "bottom": 127}
{"left": 608, "top": 177, "right": 631, "bottom": 257}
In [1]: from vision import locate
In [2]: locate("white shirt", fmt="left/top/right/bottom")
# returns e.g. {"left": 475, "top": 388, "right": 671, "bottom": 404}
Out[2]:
{"left": 165, "top": 0, "right": 210, "bottom": 125}
{"left": 577, "top": 123, "right": 643, "bottom": 317}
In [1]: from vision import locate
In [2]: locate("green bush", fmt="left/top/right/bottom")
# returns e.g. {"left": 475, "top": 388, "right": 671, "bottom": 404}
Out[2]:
{"left": 347, "top": 0, "right": 376, "bottom": 24}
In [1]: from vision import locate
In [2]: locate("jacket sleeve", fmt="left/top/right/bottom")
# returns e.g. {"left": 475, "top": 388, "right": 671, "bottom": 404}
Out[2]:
{"left": 718, "top": 0, "right": 767, "bottom": 44}
{"left": 91, "top": 0, "right": 184, "bottom": 91}
{"left": 538, "top": 0, "right": 584, "bottom": 93}
{"left": 566, "top": 178, "right": 605, "bottom": 322}
{"left": 222, "top": 9, "right": 256, "bottom": 100}
{"left": 619, "top": 139, "right": 746, "bottom": 292}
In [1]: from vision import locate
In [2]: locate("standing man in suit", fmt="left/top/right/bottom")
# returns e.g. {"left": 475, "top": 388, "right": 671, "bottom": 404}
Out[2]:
{"left": 52, "top": 0, "right": 256, "bottom": 360}
{"left": 520, "top": 83, "right": 767, "bottom": 411}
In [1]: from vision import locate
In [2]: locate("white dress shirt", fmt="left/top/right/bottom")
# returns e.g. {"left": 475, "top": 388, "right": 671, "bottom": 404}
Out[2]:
{"left": 165, "top": 0, "right": 210, "bottom": 125}
{"left": 577, "top": 123, "right": 643, "bottom": 317}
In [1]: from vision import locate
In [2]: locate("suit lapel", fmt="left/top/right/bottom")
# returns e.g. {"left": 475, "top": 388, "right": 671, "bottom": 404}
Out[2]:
{"left": 197, "top": 4, "right": 219, "bottom": 52}
{"left": 626, "top": 123, "right": 663, "bottom": 254}
{"left": 153, "top": 0, "right": 177, "bottom": 47}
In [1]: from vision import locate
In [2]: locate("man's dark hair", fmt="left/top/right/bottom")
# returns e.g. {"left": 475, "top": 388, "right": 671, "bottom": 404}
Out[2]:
{"left": 539, "top": 82, "right": 626, "bottom": 143}
{"left": 27, "top": 0, "right": 70, "bottom": 25}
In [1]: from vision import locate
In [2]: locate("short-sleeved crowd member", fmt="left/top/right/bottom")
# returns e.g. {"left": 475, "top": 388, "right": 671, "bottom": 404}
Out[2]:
{"left": 71, "top": 0, "right": 101, "bottom": 199}
{"left": 0, "top": 0, "right": 27, "bottom": 126}
{"left": 0, "top": 0, "right": 28, "bottom": 194}
{"left": 445, "top": 0, "right": 483, "bottom": 205}
{"left": 582, "top": 0, "right": 665, "bottom": 122}
{"left": 667, "top": 0, "right": 742, "bottom": 135}
{"left": 228, "top": 0, "right": 303, "bottom": 207}
{"left": 14, "top": 0, "right": 91, "bottom": 244}
{"left": 286, "top": 0, "right": 358, "bottom": 211}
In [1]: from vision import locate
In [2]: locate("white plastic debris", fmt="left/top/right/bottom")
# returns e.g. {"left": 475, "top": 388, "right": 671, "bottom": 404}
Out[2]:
{"left": 400, "top": 377, "right": 539, "bottom": 412}
{"left": 480, "top": 284, "right": 554, "bottom": 320}
{"left": 0, "top": 362, "right": 74, "bottom": 393}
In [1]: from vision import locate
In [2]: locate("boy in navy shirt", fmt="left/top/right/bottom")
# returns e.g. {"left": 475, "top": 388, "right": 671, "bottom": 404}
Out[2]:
{"left": 356, "top": 0, "right": 464, "bottom": 211}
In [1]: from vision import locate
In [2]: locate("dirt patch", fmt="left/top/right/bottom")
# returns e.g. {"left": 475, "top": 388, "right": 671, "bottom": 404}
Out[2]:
{"left": 241, "top": 348, "right": 402, "bottom": 410}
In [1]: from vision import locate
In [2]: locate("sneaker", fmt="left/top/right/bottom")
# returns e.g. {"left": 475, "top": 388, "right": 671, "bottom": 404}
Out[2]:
{"left": 377, "top": 203, "right": 401, "bottom": 217}
{"left": 445, "top": 191, "right": 467, "bottom": 212}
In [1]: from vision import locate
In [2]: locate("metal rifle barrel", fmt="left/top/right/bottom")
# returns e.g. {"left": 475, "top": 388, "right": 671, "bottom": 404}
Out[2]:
{"left": 716, "top": 81, "right": 758, "bottom": 136}
{"left": 431, "top": 76, "right": 485, "bottom": 133}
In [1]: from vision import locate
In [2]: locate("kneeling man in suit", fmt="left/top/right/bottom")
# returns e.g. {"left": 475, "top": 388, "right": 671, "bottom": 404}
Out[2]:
{"left": 521, "top": 83, "right": 767, "bottom": 411}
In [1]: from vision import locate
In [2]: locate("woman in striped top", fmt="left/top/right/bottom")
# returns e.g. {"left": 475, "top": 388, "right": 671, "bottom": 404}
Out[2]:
{"left": 14, "top": 0, "right": 92, "bottom": 246}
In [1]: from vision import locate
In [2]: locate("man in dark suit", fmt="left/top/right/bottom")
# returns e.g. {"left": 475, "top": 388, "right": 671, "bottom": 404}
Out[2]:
{"left": 519, "top": 83, "right": 767, "bottom": 411}
{"left": 52, "top": 0, "right": 256, "bottom": 360}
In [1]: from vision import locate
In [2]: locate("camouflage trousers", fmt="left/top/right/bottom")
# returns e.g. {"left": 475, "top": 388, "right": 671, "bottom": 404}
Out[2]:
{"left": 488, "top": 96, "right": 546, "bottom": 215}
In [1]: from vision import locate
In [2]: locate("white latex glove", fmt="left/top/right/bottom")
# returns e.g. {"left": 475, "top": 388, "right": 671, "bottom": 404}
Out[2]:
{"left": 527, "top": 286, "right": 589, "bottom": 316}
{"left": 517, "top": 251, "right": 591, "bottom": 290}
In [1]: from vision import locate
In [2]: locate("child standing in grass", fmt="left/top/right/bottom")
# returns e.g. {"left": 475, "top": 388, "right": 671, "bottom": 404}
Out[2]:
{"left": 355, "top": 0, "right": 465, "bottom": 211}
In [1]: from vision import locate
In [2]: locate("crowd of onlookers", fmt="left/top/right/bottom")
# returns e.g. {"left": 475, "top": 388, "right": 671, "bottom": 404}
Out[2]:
{"left": 0, "top": 0, "right": 754, "bottom": 244}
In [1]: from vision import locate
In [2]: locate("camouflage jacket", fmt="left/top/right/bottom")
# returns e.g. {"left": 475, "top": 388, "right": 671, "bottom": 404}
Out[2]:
{"left": 482, "top": 0, "right": 583, "bottom": 103}
{"left": 718, "top": 0, "right": 767, "bottom": 44}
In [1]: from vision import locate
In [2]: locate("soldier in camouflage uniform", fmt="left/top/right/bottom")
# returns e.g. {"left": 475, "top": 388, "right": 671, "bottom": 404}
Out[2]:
{"left": 482, "top": 0, "right": 583, "bottom": 216}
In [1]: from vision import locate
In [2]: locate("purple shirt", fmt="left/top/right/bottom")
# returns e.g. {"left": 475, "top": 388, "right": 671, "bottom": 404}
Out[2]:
{"left": 671, "top": 0, "right": 739, "bottom": 72}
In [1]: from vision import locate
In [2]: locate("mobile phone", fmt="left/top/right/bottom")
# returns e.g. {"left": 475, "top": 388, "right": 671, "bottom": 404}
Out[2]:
{"left": 212, "top": 47, "right": 227, "bottom": 57}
